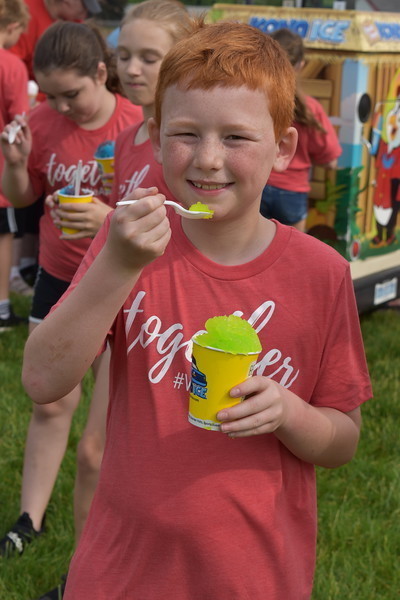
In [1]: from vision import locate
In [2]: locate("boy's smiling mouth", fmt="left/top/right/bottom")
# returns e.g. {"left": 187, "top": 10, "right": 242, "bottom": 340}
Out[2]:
{"left": 190, "top": 181, "right": 228, "bottom": 191}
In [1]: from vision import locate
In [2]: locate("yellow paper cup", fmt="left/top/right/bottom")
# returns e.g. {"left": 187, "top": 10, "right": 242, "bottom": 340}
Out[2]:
{"left": 188, "top": 339, "right": 259, "bottom": 431}
{"left": 57, "top": 189, "right": 93, "bottom": 235}
{"left": 95, "top": 156, "right": 114, "bottom": 178}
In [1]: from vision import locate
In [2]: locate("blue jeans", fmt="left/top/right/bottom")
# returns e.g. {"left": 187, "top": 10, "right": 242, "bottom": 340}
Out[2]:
{"left": 260, "top": 185, "right": 308, "bottom": 225}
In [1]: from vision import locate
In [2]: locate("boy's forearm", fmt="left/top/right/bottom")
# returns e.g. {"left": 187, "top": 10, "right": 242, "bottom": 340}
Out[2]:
{"left": 274, "top": 395, "right": 361, "bottom": 469}
{"left": 2, "top": 162, "right": 35, "bottom": 207}
{"left": 22, "top": 245, "right": 142, "bottom": 404}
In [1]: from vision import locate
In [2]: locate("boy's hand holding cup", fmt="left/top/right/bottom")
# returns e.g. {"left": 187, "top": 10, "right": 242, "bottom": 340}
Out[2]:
{"left": 189, "top": 315, "right": 261, "bottom": 431}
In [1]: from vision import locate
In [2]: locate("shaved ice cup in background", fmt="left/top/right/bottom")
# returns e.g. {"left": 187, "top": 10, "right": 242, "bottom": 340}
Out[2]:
{"left": 94, "top": 140, "right": 115, "bottom": 188}
{"left": 57, "top": 185, "right": 93, "bottom": 235}
{"left": 189, "top": 315, "right": 262, "bottom": 431}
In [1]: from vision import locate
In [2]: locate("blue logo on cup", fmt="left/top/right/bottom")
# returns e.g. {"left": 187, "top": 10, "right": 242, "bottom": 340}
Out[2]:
{"left": 190, "top": 357, "right": 207, "bottom": 399}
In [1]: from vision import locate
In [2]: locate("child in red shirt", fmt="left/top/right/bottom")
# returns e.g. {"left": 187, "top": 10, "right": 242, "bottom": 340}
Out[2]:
{"left": 23, "top": 20, "right": 371, "bottom": 600}
{"left": 110, "top": 0, "right": 191, "bottom": 206}
{"left": 0, "top": 19, "right": 141, "bottom": 597}
{"left": 56, "top": 0, "right": 191, "bottom": 234}
{"left": 261, "top": 28, "right": 342, "bottom": 232}
{"left": 8, "top": 0, "right": 101, "bottom": 84}
{"left": 0, "top": 0, "right": 30, "bottom": 330}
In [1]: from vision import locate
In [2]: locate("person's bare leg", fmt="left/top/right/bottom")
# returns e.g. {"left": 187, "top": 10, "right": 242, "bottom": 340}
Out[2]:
{"left": 0, "top": 233, "right": 13, "bottom": 300}
{"left": 19, "top": 232, "right": 39, "bottom": 267}
{"left": 20, "top": 322, "right": 81, "bottom": 531}
{"left": 73, "top": 347, "right": 110, "bottom": 543}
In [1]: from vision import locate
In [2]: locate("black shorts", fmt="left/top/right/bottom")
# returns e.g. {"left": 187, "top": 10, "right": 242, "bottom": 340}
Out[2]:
{"left": 30, "top": 267, "right": 70, "bottom": 323}
{"left": 0, "top": 206, "right": 21, "bottom": 235}
{"left": 20, "top": 200, "right": 43, "bottom": 235}
{"left": 0, "top": 202, "right": 43, "bottom": 237}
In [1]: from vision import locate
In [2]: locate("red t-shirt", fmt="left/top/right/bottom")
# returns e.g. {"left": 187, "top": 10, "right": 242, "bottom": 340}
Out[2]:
{"left": 8, "top": 0, "right": 53, "bottom": 83}
{"left": 268, "top": 95, "right": 342, "bottom": 192}
{"left": 110, "top": 122, "right": 175, "bottom": 206}
{"left": 28, "top": 95, "right": 142, "bottom": 281}
{"left": 61, "top": 216, "right": 372, "bottom": 600}
{"left": 0, "top": 49, "right": 29, "bottom": 208}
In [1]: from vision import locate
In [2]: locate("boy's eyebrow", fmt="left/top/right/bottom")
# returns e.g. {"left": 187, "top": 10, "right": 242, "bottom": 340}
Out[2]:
{"left": 165, "top": 118, "right": 260, "bottom": 132}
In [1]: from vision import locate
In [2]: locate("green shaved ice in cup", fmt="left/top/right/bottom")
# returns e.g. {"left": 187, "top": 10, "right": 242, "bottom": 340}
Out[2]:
{"left": 189, "top": 315, "right": 261, "bottom": 430}
{"left": 196, "top": 315, "right": 262, "bottom": 354}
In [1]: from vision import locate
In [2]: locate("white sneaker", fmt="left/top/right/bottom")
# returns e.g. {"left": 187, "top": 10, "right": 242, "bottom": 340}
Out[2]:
{"left": 9, "top": 274, "right": 34, "bottom": 296}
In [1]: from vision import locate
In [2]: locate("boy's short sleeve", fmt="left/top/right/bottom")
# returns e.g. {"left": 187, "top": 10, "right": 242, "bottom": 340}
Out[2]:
{"left": 310, "top": 265, "right": 371, "bottom": 412}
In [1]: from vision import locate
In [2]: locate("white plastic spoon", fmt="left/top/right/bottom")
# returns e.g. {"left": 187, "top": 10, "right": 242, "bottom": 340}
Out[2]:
{"left": 8, "top": 124, "right": 22, "bottom": 144}
{"left": 74, "top": 160, "right": 83, "bottom": 195}
{"left": 7, "top": 113, "right": 26, "bottom": 144}
{"left": 116, "top": 199, "right": 213, "bottom": 219}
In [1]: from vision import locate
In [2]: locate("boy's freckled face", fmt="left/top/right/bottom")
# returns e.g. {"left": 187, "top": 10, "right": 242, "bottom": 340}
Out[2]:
{"left": 154, "top": 85, "right": 280, "bottom": 219}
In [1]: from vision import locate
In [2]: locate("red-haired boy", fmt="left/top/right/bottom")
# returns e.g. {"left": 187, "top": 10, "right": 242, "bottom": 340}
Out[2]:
{"left": 23, "top": 20, "right": 372, "bottom": 600}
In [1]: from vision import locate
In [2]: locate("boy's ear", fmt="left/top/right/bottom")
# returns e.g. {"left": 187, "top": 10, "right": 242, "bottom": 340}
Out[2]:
{"left": 148, "top": 117, "right": 162, "bottom": 165}
{"left": 272, "top": 127, "right": 298, "bottom": 173}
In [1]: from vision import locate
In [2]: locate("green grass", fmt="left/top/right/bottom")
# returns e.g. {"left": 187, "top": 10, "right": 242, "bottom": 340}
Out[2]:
{"left": 313, "top": 309, "right": 400, "bottom": 600}
{"left": 0, "top": 297, "right": 399, "bottom": 599}
{"left": 0, "top": 295, "right": 93, "bottom": 599}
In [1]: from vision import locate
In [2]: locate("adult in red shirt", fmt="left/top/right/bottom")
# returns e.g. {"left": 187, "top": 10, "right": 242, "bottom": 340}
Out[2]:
{"left": 8, "top": 0, "right": 101, "bottom": 84}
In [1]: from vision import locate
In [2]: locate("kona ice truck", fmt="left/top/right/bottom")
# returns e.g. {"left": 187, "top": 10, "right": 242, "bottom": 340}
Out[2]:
{"left": 208, "top": 4, "right": 400, "bottom": 313}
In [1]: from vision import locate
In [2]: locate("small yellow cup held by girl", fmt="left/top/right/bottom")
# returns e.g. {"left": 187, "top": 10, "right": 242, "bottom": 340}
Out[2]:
{"left": 188, "top": 316, "right": 261, "bottom": 431}
{"left": 57, "top": 186, "right": 93, "bottom": 235}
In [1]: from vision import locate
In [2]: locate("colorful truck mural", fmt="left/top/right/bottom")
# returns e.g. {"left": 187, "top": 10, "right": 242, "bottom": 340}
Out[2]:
{"left": 208, "top": 4, "right": 400, "bottom": 312}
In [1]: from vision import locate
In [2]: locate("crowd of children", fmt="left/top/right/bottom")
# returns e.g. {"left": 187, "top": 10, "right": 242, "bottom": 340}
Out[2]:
{"left": 0, "top": 1, "right": 373, "bottom": 600}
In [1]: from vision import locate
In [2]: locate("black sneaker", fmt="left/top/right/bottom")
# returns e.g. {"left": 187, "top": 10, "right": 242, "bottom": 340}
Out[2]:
{"left": 0, "top": 512, "right": 45, "bottom": 557}
{"left": 0, "top": 308, "right": 28, "bottom": 332}
{"left": 35, "top": 574, "right": 67, "bottom": 600}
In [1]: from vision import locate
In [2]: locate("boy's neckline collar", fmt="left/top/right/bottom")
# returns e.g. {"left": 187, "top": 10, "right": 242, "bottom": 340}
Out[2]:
{"left": 169, "top": 212, "right": 292, "bottom": 281}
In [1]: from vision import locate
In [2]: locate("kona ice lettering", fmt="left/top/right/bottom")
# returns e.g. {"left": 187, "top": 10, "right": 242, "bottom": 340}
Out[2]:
{"left": 249, "top": 17, "right": 350, "bottom": 45}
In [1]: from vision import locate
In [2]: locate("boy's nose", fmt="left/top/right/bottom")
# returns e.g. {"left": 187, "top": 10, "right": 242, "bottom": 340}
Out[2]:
{"left": 193, "top": 138, "right": 224, "bottom": 171}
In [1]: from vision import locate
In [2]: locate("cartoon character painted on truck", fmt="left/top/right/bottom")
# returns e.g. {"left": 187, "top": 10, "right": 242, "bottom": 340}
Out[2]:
{"left": 370, "top": 70, "right": 400, "bottom": 248}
